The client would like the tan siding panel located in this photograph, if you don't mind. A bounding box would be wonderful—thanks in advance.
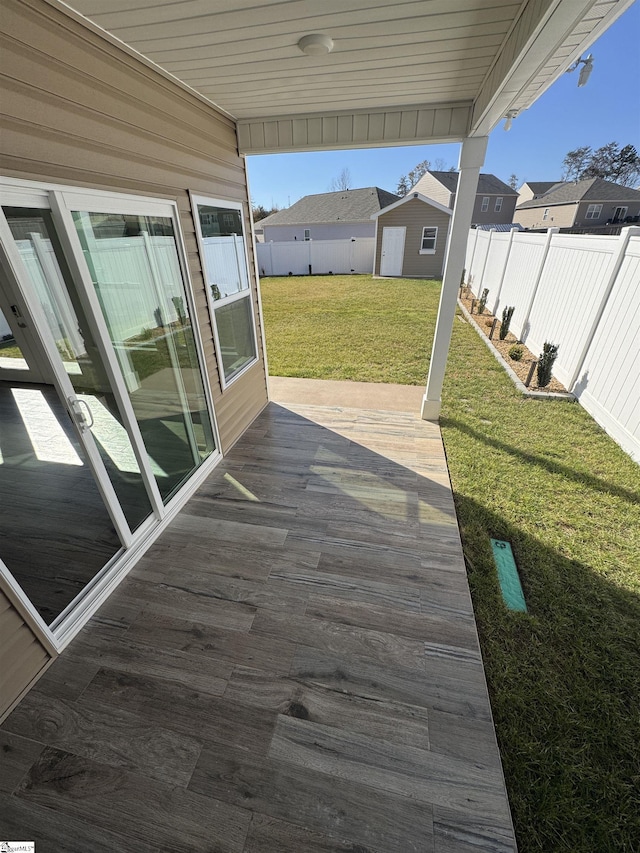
[216,363,269,453]
[1,0,268,454]
[0,590,52,720]
[516,204,578,230]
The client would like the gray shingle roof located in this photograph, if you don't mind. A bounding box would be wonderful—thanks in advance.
[524,181,563,196]
[517,178,640,208]
[416,171,517,195]
[259,187,400,227]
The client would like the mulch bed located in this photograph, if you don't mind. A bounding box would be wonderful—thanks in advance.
[458,290,568,394]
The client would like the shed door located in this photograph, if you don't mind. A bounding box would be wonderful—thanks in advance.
[380,227,405,276]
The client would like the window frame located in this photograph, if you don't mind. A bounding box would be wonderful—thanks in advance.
[542,208,550,221]
[190,194,259,390]
[419,226,438,254]
[494,197,503,212]
[304,228,311,241]
[480,196,490,212]
[585,203,603,220]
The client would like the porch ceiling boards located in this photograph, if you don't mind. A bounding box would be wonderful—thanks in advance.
[0,400,517,852]
[53,0,633,152]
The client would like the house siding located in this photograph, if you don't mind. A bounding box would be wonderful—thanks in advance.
[0,0,268,455]
[516,203,579,230]
[263,223,375,242]
[574,200,640,227]
[411,174,453,208]
[470,194,518,225]
[374,199,450,278]
[0,584,54,722]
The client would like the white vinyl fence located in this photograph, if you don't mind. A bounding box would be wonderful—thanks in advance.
[256,238,375,277]
[464,226,640,462]
[15,235,185,349]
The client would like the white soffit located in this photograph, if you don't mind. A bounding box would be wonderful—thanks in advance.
[59,0,635,153]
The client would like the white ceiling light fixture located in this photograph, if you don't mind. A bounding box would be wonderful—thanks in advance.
[503,110,518,131]
[566,54,594,87]
[297,34,334,56]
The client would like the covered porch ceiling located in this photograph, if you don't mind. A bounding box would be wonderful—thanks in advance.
[57,0,632,154]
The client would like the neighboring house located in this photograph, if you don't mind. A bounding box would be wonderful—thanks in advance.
[259,187,400,242]
[516,180,565,206]
[516,178,640,230]
[371,192,452,278]
[411,171,518,226]
[371,171,517,277]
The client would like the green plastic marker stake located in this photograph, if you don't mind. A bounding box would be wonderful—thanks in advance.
[490,539,527,612]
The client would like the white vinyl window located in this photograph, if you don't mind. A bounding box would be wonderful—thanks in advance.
[542,208,550,220]
[191,195,258,387]
[481,197,490,212]
[613,206,627,221]
[419,226,438,253]
[585,204,603,219]
[304,228,310,241]
[495,197,503,212]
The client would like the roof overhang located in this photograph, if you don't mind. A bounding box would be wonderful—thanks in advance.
[56,0,635,155]
[371,193,453,219]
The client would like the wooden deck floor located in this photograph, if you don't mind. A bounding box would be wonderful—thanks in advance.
[0,400,517,852]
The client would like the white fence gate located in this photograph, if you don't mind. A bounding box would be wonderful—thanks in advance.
[256,238,375,277]
[464,226,640,462]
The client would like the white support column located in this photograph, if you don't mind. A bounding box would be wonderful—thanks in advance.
[422,136,488,421]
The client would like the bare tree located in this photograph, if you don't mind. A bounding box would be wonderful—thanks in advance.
[509,173,519,190]
[328,168,352,191]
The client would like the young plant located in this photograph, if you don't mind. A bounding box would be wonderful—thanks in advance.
[500,305,515,340]
[537,341,559,387]
[508,344,524,361]
[478,288,489,314]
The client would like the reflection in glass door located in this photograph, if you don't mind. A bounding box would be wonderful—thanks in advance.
[71,209,216,501]
[3,207,153,532]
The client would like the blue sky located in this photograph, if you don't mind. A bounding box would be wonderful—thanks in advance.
[247,3,640,209]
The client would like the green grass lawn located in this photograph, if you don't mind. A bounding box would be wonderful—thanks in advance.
[261,274,439,384]
[261,274,640,853]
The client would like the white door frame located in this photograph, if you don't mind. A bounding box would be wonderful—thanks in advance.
[380,226,406,276]
[0,176,223,649]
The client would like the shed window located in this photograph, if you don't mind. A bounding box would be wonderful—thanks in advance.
[481,197,490,212]
[192,196,258,387]
[420,226,438,253]
[542,208,550,220]
[495,197,503,212]
[585,204,603,219]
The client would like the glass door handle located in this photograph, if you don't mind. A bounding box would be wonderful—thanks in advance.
[68,396,94,432]
[78,398,95,429]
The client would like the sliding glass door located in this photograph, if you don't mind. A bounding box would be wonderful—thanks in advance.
[0,183,218,629]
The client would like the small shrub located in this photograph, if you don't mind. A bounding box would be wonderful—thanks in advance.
[478,288,489,314]
[500,305,515,340]
[485,319,493,328]
[537,341,559,387]
[508,344,524,361]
